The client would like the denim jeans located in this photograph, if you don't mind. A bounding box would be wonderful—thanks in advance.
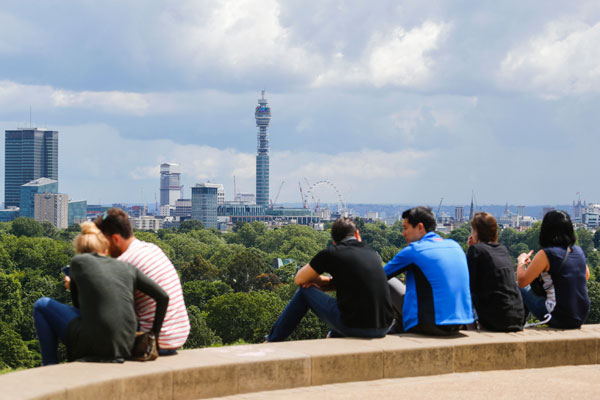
[519,285,549,321]
[33,297,81,365]
[266,287,390,342]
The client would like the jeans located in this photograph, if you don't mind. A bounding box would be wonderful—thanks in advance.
[519,285,550,321]
[33,297,80,365]
[266,287,390,342]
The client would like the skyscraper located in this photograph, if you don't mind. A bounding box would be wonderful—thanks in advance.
[34,192,69,229]
[191,183,219,229]
[19,177,58,219]
[5,128,58,208]
[255,90,271,206]
[160,163,181,207]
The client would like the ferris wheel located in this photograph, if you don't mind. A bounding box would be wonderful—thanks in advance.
[305,180,348,217]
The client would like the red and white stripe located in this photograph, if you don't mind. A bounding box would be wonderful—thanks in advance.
[119,239,190,349]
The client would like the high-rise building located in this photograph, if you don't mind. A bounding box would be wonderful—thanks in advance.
[216,184,225,206]
[68,200,88,226]
[160,163,181,207]
[34,192,69,229]
[5,128,58,207]
[20,178,59,219]
[454,207,464,222]
[255,91,271,206]
[191,183,219,229]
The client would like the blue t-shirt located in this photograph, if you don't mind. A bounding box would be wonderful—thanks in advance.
[384,232,474,330]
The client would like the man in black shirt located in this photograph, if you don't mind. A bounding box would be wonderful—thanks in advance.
[266,217,394,342]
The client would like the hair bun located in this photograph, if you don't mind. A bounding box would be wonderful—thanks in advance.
[80,221,101,235]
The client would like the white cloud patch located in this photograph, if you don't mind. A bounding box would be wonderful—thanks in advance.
[161,0,316,80]
[498,19,600,97]
[0,81,151,116]
[312,21,451,89]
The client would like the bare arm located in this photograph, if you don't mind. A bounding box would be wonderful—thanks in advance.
[586,265,590,281]
[517,250,549,288]
[294,264,332,289]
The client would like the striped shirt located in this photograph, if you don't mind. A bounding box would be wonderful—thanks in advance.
[118,239,190,349]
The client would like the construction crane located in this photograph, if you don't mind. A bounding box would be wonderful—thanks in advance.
[298,182,307,208]
[270,181,284,208]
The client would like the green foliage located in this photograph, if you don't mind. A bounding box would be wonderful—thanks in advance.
[380,246,399,263]
[184,306,222,348]
[0,322,35,369]
[254,273,282,291]
[205,291,286,344]
[0,273,24,329]
[178,220,205,233]
[587,281,600,324]
[576,228,595,258]
[221,248,271,292]
[181,254,219,283]
[11,218,43,238]
[594,230,600,249]
[448,223,470,251]
[183,280,233,311]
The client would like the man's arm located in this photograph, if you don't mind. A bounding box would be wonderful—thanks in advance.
[294,264,332,289]
[383,247,413,278]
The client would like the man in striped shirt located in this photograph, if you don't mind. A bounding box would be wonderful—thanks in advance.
[95,208,190,353]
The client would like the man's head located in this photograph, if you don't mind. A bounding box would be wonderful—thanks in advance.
[331,217,359,244]
[401,206,436,243]
[94,208,134,258]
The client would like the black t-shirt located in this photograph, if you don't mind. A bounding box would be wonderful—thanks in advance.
[467,243,524,332]
[310,239,394,329]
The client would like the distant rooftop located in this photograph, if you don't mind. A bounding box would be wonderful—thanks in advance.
[21,177,58,187]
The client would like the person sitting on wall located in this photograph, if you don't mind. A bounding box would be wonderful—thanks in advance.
[467,212,524,332]
[265,217,395,342]
[385,206,474,335]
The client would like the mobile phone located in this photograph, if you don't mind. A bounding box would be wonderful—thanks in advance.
[61,266,70,276]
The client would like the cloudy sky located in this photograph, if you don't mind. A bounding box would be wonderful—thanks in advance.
[1,0,599,206]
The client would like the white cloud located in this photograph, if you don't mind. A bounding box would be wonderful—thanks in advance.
[312,21,451,89]
[160,0,316,79]
[498,19,600,97]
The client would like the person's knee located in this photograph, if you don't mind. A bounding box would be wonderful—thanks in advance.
[33,297,52,313]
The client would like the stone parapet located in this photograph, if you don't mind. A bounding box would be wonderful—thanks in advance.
[2,325,600,400]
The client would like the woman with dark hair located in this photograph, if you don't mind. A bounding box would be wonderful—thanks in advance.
[517,210,590,329]
[467,212,524,331]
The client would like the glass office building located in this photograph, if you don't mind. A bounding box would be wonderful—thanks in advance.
[5,129,58,207]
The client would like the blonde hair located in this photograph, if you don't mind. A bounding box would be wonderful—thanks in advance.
[74,221,109,254]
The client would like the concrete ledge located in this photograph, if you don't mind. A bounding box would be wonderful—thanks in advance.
[2,325,600,400]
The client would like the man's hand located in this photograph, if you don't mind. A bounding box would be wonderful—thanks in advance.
[64,275,71,291]
[517,250,534,267]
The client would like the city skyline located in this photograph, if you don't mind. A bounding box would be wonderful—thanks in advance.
[0,2,599,205]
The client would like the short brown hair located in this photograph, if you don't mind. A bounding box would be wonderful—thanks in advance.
[94,208,133,239]
[331,217,357,243]
[74,222,109,254]
[471,212,498,243]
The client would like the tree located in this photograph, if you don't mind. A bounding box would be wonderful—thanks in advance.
[181,254,219,283]
[178,220,204,233]
[205,291,286,344]
[576,228,595,258]
[594,230,600,249]
[0,273,24,329]
[221,248,271,292]
[40,222,58,239]
[254,273,282,291]
[11,218,43,238]
[448,223,470,249]
[184,306,222,349]
[380,246,399,263]
[586,281,600,324]
[0,322,36,369]
[183,280,233,311]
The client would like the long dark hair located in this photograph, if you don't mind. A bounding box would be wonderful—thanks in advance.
[539,210,576,249]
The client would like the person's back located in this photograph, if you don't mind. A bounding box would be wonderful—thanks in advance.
[544,245,589,328]
[310,238,393,330]
[119,239,190,350]
[67,253,139,360]
[384,207,473,335]
[467,242,524,331]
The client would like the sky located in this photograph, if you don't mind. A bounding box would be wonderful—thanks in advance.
[1,0,600,206]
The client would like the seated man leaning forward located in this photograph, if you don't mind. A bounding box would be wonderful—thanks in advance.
[95,208,190,354]
[266,217,395,342]
[385,206,473,335]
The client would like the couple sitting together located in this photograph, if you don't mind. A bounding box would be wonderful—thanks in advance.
[266,207,590,342]
[33,209,190,366]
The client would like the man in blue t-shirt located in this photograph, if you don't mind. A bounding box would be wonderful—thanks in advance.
[385,206,473,335]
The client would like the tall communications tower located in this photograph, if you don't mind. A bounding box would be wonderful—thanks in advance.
[255,90,271,206]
